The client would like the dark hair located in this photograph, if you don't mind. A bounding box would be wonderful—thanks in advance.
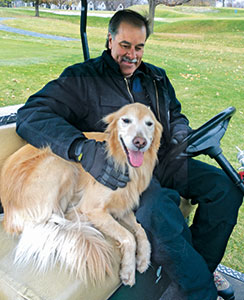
[105,9,150,49]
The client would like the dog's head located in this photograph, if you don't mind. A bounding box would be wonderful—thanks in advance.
[103,103,163,168]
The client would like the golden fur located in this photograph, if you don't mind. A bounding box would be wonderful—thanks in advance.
[0,103,163,286]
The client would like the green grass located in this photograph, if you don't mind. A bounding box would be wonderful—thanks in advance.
[154,19,244,33]
[0,6,244,273]
[0,30,82,105]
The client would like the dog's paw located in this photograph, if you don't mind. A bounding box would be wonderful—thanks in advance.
[136,255,150,273]
[136,239,151,273]
[120,266,136,287]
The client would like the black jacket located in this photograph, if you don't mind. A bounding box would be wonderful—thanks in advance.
[16,50,190,165]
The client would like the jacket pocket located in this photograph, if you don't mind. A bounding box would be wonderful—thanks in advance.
[99,95,129,117]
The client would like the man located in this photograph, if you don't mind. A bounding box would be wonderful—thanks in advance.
[16,9,242,300]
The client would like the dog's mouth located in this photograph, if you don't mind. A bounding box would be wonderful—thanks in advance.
[120,137,144,168]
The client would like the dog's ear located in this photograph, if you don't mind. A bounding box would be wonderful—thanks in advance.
[103,113,113,125]
[152,118,163,150]
[103,110,119,127]
[102,111,119,138]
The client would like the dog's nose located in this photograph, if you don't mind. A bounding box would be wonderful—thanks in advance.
[133,137,147,149]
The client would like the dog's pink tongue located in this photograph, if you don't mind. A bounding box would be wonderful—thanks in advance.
[128,150,144,167]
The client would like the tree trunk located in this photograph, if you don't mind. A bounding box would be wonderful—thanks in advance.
[35,0,40,17]
[149,0,157,34]
[148,0,191,34]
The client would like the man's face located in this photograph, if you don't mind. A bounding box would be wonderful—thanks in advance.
[108,22,147,77]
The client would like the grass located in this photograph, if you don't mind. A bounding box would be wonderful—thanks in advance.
[0,6,244,273]
[0,31,82,104]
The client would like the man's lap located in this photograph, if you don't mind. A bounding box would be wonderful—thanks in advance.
[135,176,218,299]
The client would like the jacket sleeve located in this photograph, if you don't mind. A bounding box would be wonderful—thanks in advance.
[16,65,88,160]
[164,74,192,140]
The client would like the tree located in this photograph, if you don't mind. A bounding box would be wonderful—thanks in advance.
[148,0,191,33]
[0,0,12,7]
[52,0,67,9]
[23,0,41,17]
[23,0,51,17]
[34,0,40,17]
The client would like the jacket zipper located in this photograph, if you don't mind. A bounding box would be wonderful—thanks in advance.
[153,80,161,122]
[125,77,161,123]
[124,78,134,103]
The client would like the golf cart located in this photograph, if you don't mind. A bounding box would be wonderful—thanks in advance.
[0,2,243,299]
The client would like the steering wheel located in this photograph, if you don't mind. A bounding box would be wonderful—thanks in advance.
[170,106,236,159]
[170,106,244,194]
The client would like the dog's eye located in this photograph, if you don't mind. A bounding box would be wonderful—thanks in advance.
[146,121,153,127]
[122,118,132,124]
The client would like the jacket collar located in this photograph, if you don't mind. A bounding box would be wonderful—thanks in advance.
[102,50,121,76]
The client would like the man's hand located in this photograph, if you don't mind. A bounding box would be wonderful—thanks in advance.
[170,130,188,145]
[74,139,130,190]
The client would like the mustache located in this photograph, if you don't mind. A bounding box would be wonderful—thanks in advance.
[122,56,137,63]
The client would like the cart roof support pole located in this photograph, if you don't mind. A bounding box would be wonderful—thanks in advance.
[80,0,90,61]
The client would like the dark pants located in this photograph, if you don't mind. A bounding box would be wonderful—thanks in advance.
[135,158,243,300]
[109,158,243,300]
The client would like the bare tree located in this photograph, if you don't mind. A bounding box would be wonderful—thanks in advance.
[52,0,68,9]
[23,0,41,17]
[148,0,191,33]
[26,0,49,17]
[34,0,40,17]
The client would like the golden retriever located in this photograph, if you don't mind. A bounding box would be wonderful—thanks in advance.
[0,103,163,286]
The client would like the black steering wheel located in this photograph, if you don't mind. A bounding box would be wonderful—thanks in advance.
[184,106,236,157]
[170,106,236,159]
[170,106,244,194]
